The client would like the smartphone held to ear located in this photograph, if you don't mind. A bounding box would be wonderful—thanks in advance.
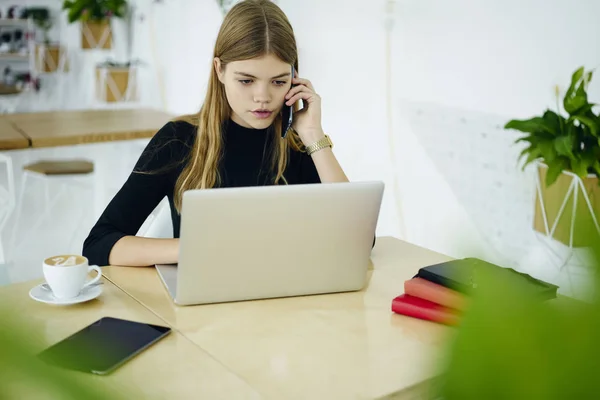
[281,66,295,138]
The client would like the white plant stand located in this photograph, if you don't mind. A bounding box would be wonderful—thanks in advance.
[534,164,600,270]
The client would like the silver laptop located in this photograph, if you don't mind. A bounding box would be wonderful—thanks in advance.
[155,180,384,306]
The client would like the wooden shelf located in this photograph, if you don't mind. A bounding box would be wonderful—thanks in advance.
[0,83,23,95]
[0,53,30,60]
[0,19,29,27]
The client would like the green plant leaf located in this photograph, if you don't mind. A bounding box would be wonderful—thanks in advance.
[563,67,583,105]
[566,122,582,146]
[581,147,598,174]
[565,92,588,115]
[570,103,596,118]
[538,139,558,163]
[571,158,588,178]
[576,78,589,104]
[570,115,600,136]
[62,0,128,22]
[515,136,535,145]
[565,66,585,97]
[521,148,541,171]
[572,66,585,86]
[564,67,589,114]
[554,135,575,158]
[65,0,86,24]
[545,157,569,187]
[542,109,565,135]
[504,117,555,135]
[593,161,600,178]
[518,145,532,162]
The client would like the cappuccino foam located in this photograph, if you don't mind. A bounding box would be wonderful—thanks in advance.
[44,255,87,267]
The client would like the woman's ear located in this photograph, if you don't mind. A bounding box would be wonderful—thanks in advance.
[214,57,225,83]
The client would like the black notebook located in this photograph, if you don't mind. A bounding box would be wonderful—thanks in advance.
[415,258,559,300]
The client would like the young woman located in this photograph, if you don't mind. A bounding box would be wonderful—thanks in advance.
[82,0,349,267]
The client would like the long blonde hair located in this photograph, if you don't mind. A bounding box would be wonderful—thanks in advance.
[172,0,304,212]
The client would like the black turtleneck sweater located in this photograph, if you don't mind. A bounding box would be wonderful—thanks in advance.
[82,119,321,266]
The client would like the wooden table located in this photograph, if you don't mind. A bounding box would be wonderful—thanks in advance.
[0,108,173,149]
[103,236,455,400]
[0,277,261,400]
[0,117,29,150]
[1,237,456,399]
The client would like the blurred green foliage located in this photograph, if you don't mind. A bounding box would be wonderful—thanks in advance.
[0,306,127,400]
[439,224,600,399]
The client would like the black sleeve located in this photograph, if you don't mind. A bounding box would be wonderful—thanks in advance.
[82,122,191,266]
[299,152,321,184]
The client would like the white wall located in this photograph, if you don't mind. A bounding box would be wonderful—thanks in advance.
[148,0,223,114]
[278,0,401,238]
[388,0,600,294]
[279,0,600,297]
[393,0,600,117]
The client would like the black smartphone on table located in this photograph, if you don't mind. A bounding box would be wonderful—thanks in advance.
[281,65,295,138]
[37,316,171,375]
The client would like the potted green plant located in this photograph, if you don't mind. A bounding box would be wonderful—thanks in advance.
[504,66,600,247]
[61,0,128,49]
[24,7,52,45]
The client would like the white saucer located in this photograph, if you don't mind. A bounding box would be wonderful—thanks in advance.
[29,283,103,305]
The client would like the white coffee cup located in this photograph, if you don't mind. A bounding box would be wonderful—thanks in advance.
[43,255,102,299]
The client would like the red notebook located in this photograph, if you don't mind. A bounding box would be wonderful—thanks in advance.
[391,294,461,326]
[404,277,467,311]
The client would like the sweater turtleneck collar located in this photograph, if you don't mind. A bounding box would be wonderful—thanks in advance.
[226,118,272,137]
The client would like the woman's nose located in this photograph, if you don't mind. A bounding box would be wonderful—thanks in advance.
[253,85,271,103]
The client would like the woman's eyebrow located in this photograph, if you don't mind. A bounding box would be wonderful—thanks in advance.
[234,71,291,79]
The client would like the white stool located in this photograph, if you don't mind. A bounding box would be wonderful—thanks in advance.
[10,160,95,258]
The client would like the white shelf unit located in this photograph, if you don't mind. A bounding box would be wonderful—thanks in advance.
[0,16,36,97]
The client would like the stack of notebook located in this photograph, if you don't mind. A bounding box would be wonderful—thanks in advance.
[391,258,559,326]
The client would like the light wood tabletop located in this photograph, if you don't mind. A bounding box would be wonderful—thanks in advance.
[1,108,174,149]
[0,277,262,400]
[103,236,456,400]
[0,117,29,150]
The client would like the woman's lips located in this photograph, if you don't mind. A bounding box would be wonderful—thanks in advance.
[252,110,273,119]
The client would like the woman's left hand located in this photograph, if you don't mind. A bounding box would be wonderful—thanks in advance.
[285,72,325,145]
